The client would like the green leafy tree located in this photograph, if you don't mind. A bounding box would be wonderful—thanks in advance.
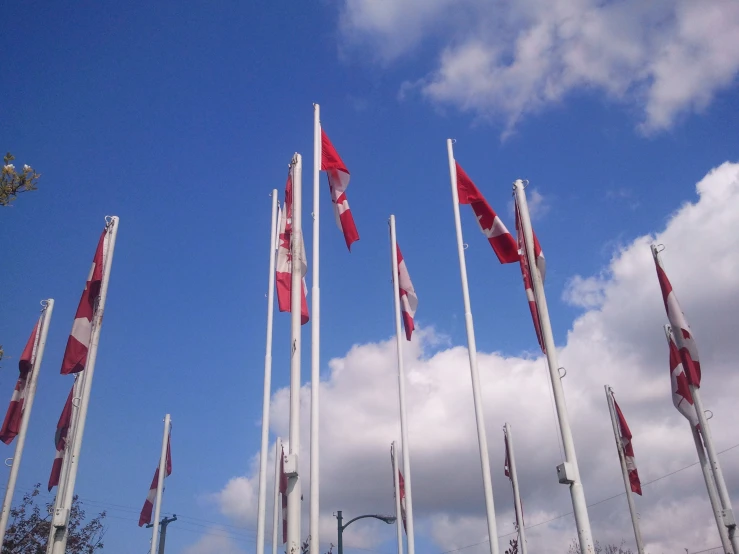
[2,484,106,553]
[1,153,41,207]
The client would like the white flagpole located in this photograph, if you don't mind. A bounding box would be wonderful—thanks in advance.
[273,437,283,554]
[604,387,644,554]
[310,102,321,554]
[150,414,172,553]
[691,425,732,553]
[389,215,416,554]
[50,215,119,554]
[391,441,404,554]
[287,154,303,553]
[445,139,500,554]
[503,424,528,554]
[257,190,280,554]
[0,299,54,541]
[513,180,594,554]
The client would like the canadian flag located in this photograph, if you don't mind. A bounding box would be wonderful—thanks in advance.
[653,253,701,387]
[321,129,359,251]
[613,397,642,495]
[455,162,518,264]
[389,446,407,533]
[61,228,107,375]
[667,327,700,428]
[0,320,40,444]
[138,434,173,527]
[276,173,309,325]
[48,386,74,491]
[279,446,288,544]
[396,245,418,341]
[515,203,547,353]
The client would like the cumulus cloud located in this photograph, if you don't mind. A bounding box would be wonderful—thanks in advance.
[338,0,739,134]
[188,161,739,554]
[181,531,248,554]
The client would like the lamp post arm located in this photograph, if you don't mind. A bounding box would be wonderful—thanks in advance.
[341,514,395,531]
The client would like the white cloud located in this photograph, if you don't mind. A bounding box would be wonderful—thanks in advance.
[338,0,739,133]
[181,531,248,554]
[204,161,739,553]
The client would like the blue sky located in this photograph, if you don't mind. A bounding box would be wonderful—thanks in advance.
[2,1,739,553]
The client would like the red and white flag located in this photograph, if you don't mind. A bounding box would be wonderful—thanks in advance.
[276,173,309,325]
[0,320,40,444]
[48,386,74,491]
[654,255,701,387]
[455,162,518,264]
[613,397,642,495]
[515,203,547,352]
[138,434,173,527]
[279,446,288,544]
[321,130,359,251]
[667,328,700,427]
[396,245,418,341]
[61,228,107,375]
[389,446,407,533]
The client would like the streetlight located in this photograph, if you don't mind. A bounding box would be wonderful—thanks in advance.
[336,510,396,554]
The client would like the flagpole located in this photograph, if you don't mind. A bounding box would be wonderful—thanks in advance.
[273,437,282,554]
[257,190,280,554]
[0,299,54,541]
[49,216,119,554]
[604,387,644,554]
[150,414,171,553]
[310,102,321,554]
[391,441,404,554]
[513,180,594,554]
[446,139,500,554]
[503,424,527,554]
[287,154,303,553]
[389,215,416,554]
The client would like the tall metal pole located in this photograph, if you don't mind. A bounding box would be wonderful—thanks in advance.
[691,425,732,553]
[158,515,177,554]
[391,441,404,554]
[50,216,119,554]
[257,190,280,554]
[503,424,528,554]
[0,299,54,541]
[445,139,499,554]
[287,154,303,553]
[389,215,416,554]
[272,438,282,554]
[310,102,321,554]
[604,387,644,554]
[336,510,343,554]
[513,180,594,554]
[150,414,172,553]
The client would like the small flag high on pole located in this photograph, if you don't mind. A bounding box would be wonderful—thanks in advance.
[612,396,642,495]
[139,431,172,527]
[48,386,74,491]
[395,245,418,341]
[276,174,309,325]
[514,203,547,353]
[321,130,359,250]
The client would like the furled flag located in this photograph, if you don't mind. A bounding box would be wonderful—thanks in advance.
[48,386,74,491]
[321,129,359,250]
[613,396,642,495]
[667,326,700,427]
[653,249,701,387]
[515,203,547,352]
[279,446,288,544]
[455,162,518,264]
[396,244,418,341]
[503,433,524,527]
[61,228,107,375]
[276,174,310,325]
[0,320,40,444]
[389,446,407,533]
[138,434,173,527]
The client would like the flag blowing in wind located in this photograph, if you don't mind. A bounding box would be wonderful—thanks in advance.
[515,203,547,352]
[653,250,701,387]
[395,245,418,341]
[139,434,173,527]
[276,172,309,324]
[667,327,700,427]
[613,397,642,495]
[61,228,107,375]
[455,162,518,264]
[0,320,40,444]
[48,386,74,491]
[321,129,359,250]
